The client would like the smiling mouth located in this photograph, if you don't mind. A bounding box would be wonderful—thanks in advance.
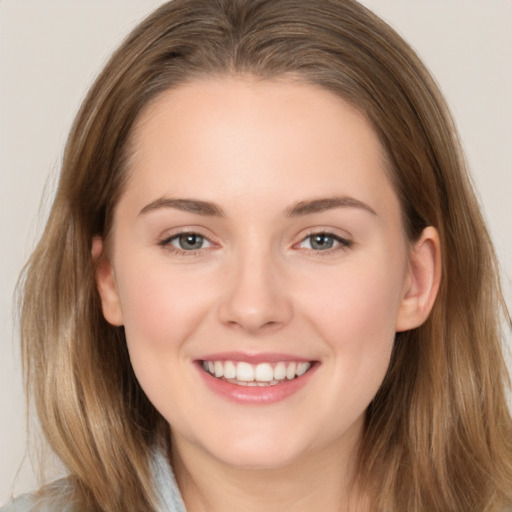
[201,360,313,387]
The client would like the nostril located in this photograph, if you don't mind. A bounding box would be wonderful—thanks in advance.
[217,271,293,332]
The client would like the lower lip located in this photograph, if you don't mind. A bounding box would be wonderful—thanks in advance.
[196,362,318,405]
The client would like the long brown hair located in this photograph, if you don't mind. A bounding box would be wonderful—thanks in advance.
[19,1,512,510]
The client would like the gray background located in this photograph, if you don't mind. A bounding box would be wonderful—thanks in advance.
[1,0,511,503]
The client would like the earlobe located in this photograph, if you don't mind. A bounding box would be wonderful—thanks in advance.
[395,227,442,332]
[92,236,124,326]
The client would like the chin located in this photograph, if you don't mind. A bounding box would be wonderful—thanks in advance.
[201,430,314,470]
[212,449,303,471]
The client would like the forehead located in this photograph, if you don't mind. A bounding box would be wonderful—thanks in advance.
[122,76,398,219]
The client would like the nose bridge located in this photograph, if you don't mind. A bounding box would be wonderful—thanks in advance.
[218,236,293,333]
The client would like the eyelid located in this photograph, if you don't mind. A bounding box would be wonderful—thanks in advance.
[158,227,218,255]
[293,228,353,253]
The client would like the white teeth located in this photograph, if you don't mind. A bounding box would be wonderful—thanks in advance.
[296,362,311,376]
[254,363,273,382]
[286,362,297,380]
[202,359,313,384]
[274,362,286,380]
[236,362,255,381]
[224,361,236,379]
[214,361,224,378]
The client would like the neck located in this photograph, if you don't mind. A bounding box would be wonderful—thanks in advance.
[170,427,368,512]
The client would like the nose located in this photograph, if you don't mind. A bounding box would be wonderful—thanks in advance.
[217,246,293,335]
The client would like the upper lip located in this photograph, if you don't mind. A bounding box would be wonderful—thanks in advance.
[197,352,315,364]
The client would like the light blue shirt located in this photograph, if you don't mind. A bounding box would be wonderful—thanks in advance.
[0,447,187,512]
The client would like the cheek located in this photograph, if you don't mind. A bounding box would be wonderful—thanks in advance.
[114,258,215,358]
[303,257,404,337]
[112,259,219,421]
[298,253,406,391]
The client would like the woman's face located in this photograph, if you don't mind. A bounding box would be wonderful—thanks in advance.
[97,77,427,470]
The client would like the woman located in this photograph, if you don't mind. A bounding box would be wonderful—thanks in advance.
[2,0,512,510]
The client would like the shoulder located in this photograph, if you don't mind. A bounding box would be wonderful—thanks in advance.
[1,479,77,512]
[2,446,185,512]
[0,494,37,512]
[0,495,76,512]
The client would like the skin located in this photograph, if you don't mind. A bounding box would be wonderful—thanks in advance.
[95,76,440,512]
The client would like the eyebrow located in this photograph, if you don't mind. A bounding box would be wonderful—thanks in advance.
[139,198,226,217]
[139,195,377,218]
[285,197,377,217]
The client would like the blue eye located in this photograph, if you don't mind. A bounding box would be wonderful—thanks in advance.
[161,232,212,252]
[299,233,351,251]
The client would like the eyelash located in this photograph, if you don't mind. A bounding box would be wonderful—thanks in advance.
[158,229,214,256]
[295,230,352,255]
[158,230,352,256]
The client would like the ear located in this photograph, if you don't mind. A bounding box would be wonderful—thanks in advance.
[92,236,124,326]
[395,227,441,332]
